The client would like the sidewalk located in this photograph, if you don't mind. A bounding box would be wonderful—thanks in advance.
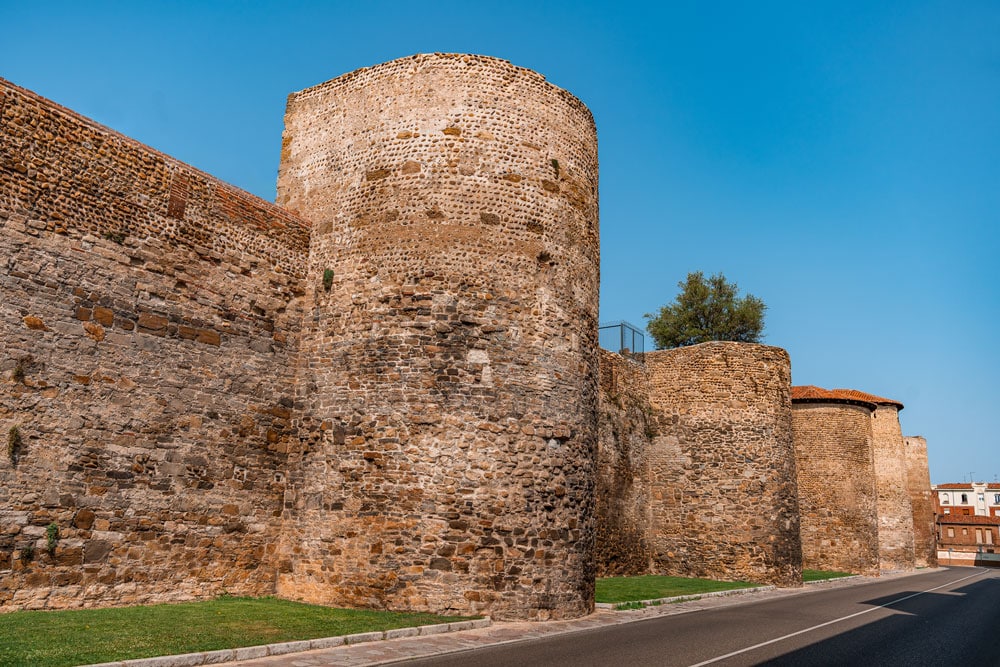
[93,570,937,667]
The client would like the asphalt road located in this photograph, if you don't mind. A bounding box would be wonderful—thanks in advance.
[401,567,1000,666]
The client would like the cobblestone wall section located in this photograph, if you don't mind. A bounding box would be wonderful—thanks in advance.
[792,397,880,575]
[275,54,600,620]
[871,404,915,571]
[0,79,309,610]
[595,349,653,576]
[642,343,801,587]
[904,436,938,568]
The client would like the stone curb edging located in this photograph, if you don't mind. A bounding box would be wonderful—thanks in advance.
[804,575,861,585]
[83,618,492,667]
[594,585,775,610]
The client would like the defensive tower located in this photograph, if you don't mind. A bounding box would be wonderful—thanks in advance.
[643,342,802,586]
[792,386,880,575]
[275,54,601,620]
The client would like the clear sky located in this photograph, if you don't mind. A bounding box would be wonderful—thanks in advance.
[4,1,998,485]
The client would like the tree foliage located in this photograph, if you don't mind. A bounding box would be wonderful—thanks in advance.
[645,272,766,349]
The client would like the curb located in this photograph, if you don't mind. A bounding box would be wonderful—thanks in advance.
[594,585,775,610]
[84,618,492,667]
[804,575,861,585]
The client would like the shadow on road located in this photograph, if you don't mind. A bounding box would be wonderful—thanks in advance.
[757,575,1000,666]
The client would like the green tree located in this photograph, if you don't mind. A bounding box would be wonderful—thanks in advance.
[645,272,766,349]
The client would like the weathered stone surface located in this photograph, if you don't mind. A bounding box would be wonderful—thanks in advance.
[275,53,600,621]
[643,343,802,586]
[871,404,915,571]
[904,436,938,568]
[0,75,308,610]
[793,399,880,575]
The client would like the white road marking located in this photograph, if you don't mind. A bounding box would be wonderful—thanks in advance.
[687,568,990,667]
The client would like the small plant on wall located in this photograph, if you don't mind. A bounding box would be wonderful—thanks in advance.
[20,543,34,563]
[7,425,22,465]
[46,523,60,556]
[322,268,335,292]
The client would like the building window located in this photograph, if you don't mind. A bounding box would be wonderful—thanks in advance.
[979,494,985,502]
[988,530,995,545]
[941,496,950,505]
[947,527,955,538]
[961,494,968,504]
[994,493,999,504]
[963,528,969,536]
[943,508,951,514]
[976,529,984,544]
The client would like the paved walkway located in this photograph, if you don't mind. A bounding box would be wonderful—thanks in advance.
[230,570,935,666]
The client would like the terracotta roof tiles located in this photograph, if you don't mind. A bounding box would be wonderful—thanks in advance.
[791,385,903,410]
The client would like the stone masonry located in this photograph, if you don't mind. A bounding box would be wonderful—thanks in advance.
[0,77,308,609]
[595,343,802,587]
[870,401,915,571]
[274,54,600,620]
[792,387,881,575]
[0,54,936,618]
[904,436,938,568]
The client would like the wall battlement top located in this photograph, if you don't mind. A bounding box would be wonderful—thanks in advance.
[0,76,312,258]
[287,53,596,130]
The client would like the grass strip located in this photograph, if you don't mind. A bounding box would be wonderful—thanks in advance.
[0,596,474,667]
[596,574,761,604]
[802,569,854,582]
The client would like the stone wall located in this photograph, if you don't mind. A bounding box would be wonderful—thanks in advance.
[0,78,309,610]
[792,395,880,575]
[594,349,653,576]
[642,343,801,586]
[274,54,600,620]
[904,436,938,568]
[871,404,915,571]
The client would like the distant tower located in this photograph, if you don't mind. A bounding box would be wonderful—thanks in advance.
[275,54,600,620]
[867,395,915,571]
[904,436,938,568]
[792,387,880,575]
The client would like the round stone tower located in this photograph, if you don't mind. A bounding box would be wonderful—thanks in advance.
[867,395,915,571]
[275,54,600,620]
[644,342,802,587]
[791,386,880,575]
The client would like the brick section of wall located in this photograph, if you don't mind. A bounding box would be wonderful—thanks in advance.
[274,54,600,620]
[595,350,654,576]
[642,343,801,586]
[793,402,880,575]
[904,436,938,567]
[871,405,915,571]
[0,79,309,610]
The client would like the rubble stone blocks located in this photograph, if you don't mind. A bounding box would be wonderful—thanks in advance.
[596,344,804,585]
[870,401,915,571]
[637,343,801,586]
[273,54,600,620]
[594,349,655,576]
[792,388,880,576]
[0,76,309,610]
[904,436,938,568]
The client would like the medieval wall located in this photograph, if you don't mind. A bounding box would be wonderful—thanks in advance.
[792,399,880,575]
[274,54,600,620]
[0,78,309,610]
[642,342,801,587]
[871,404,915,571]
[594,349,653,576]
[904,436,938,568]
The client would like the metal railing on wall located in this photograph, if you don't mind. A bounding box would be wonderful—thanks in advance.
[598,320,645,363]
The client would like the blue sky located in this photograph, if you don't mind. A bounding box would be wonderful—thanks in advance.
[4,1,998,484]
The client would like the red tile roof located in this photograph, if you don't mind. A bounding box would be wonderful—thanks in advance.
[935,483,1000,489]
[937,514,1000,526]
[791,385,903,410]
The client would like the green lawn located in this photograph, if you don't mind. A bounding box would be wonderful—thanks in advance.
[0,597,474,667]
[802,569,854,582]
[595,574,761,604]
